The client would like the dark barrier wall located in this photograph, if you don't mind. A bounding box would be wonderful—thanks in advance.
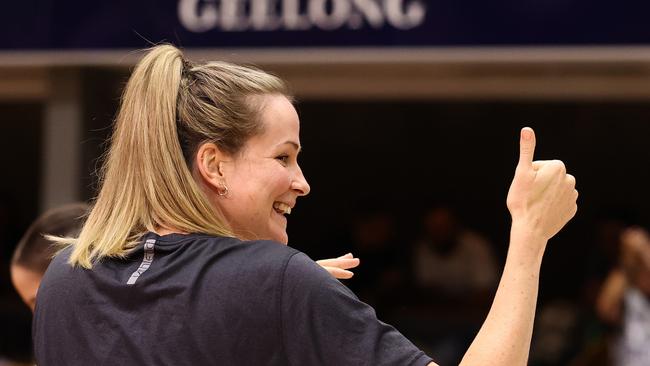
[3,0,650,49]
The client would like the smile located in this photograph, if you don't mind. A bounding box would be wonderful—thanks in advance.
[273,201,292,215]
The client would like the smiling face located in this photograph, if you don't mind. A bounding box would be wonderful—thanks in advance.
[208,94,310,244]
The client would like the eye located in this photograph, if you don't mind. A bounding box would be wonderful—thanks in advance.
[275,154,289,165]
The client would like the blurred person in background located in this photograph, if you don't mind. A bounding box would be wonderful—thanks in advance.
[412,205,497,296]
[11,203,89,311]
[563,212,633,366]
[596,227,650,366]
[409,205,498,364]
[1,203,88,366]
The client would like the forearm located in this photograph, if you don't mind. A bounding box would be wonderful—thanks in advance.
[595,269,626,325]
[460,226,545,366]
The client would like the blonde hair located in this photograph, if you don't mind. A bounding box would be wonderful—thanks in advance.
[57,44,289,268]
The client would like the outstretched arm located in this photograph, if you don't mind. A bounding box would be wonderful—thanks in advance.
[428,128,578,366]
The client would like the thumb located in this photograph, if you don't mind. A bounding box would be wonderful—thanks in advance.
[518,127,536,167]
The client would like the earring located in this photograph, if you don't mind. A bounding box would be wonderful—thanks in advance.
[217,182,229,197]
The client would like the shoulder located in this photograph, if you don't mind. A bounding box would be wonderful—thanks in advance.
[281,251,358,303]
[217,236,303,269]
[35,245,82,312]
[40,245,75,282]
[283,251,335,283]
[240,238,302,259]
[152,233,301,264]
[169,235,307,282]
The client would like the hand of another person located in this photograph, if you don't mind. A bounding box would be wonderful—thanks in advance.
[317,253,360,279]
[621,227,650,252]
[621,227,650,270]
[506,128,578,245]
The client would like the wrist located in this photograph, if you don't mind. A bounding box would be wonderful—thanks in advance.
[510,218,549,241]
[509,221,548,266]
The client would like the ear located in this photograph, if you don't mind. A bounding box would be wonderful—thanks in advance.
[194,142,230,189]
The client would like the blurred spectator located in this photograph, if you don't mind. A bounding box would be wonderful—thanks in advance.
[405,205,498,365]
[11,203,88,310]
[583,215,631,302]
[412,205,497,295]
[530,299,581,366]
[565,214,632,366]
[1,203,88,365]
[596,227,650,366]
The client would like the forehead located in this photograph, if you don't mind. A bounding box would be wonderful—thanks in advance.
[256,94,300,140]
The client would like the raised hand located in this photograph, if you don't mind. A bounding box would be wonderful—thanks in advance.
[506,128,578,243]
[620,227,650,269]
[457,128,579,366]
[317,253,360,279]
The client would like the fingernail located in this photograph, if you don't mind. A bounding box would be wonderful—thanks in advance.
[522,129,532,140]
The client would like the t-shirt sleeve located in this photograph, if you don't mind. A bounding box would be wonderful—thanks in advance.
[280,252,434,366]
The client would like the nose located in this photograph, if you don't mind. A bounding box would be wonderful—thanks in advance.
[292,166,310,196]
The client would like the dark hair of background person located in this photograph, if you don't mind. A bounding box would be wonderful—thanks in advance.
[12,203,88,274]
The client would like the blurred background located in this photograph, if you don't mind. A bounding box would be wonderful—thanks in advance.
[3,1,650,365]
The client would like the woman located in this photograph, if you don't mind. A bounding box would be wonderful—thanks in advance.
[34,45,578,365]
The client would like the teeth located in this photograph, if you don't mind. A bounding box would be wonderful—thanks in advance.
[273,202,292,215]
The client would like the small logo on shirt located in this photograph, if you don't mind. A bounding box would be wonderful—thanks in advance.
[127,239,156,285]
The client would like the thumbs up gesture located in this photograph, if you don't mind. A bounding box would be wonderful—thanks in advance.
[506,128,578,242]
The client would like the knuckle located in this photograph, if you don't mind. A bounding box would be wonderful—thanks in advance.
[552,160,566,174]
[566,174,576,186]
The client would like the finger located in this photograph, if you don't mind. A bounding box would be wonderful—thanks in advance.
[518,127,536,167]
[316,258,360,269]
[324,267,354,279]
[566,174,576,188]
[317,253,354,265]
[337,258,360,270]
[532,160,566,175]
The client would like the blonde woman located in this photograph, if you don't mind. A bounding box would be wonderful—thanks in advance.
[34,45,577,366]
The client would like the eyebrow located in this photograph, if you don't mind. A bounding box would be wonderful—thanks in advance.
[281,141,302,152]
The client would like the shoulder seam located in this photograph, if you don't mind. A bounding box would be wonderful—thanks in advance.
[278,251,301,366]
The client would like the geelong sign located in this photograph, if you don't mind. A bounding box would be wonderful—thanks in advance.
[178,0,426,32]
[2,0,650,49]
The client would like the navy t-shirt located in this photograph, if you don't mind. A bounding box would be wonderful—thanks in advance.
[33,233,433,365]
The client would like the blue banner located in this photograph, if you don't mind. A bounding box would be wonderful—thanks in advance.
[2,0,650,49]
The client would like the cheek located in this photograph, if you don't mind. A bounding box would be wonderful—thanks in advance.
[246,164,292,200]
[230,165,289,210]
[11,268,40,306]
[267,170,292,194]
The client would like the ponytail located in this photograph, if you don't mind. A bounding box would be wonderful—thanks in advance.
[58,45,234,268]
